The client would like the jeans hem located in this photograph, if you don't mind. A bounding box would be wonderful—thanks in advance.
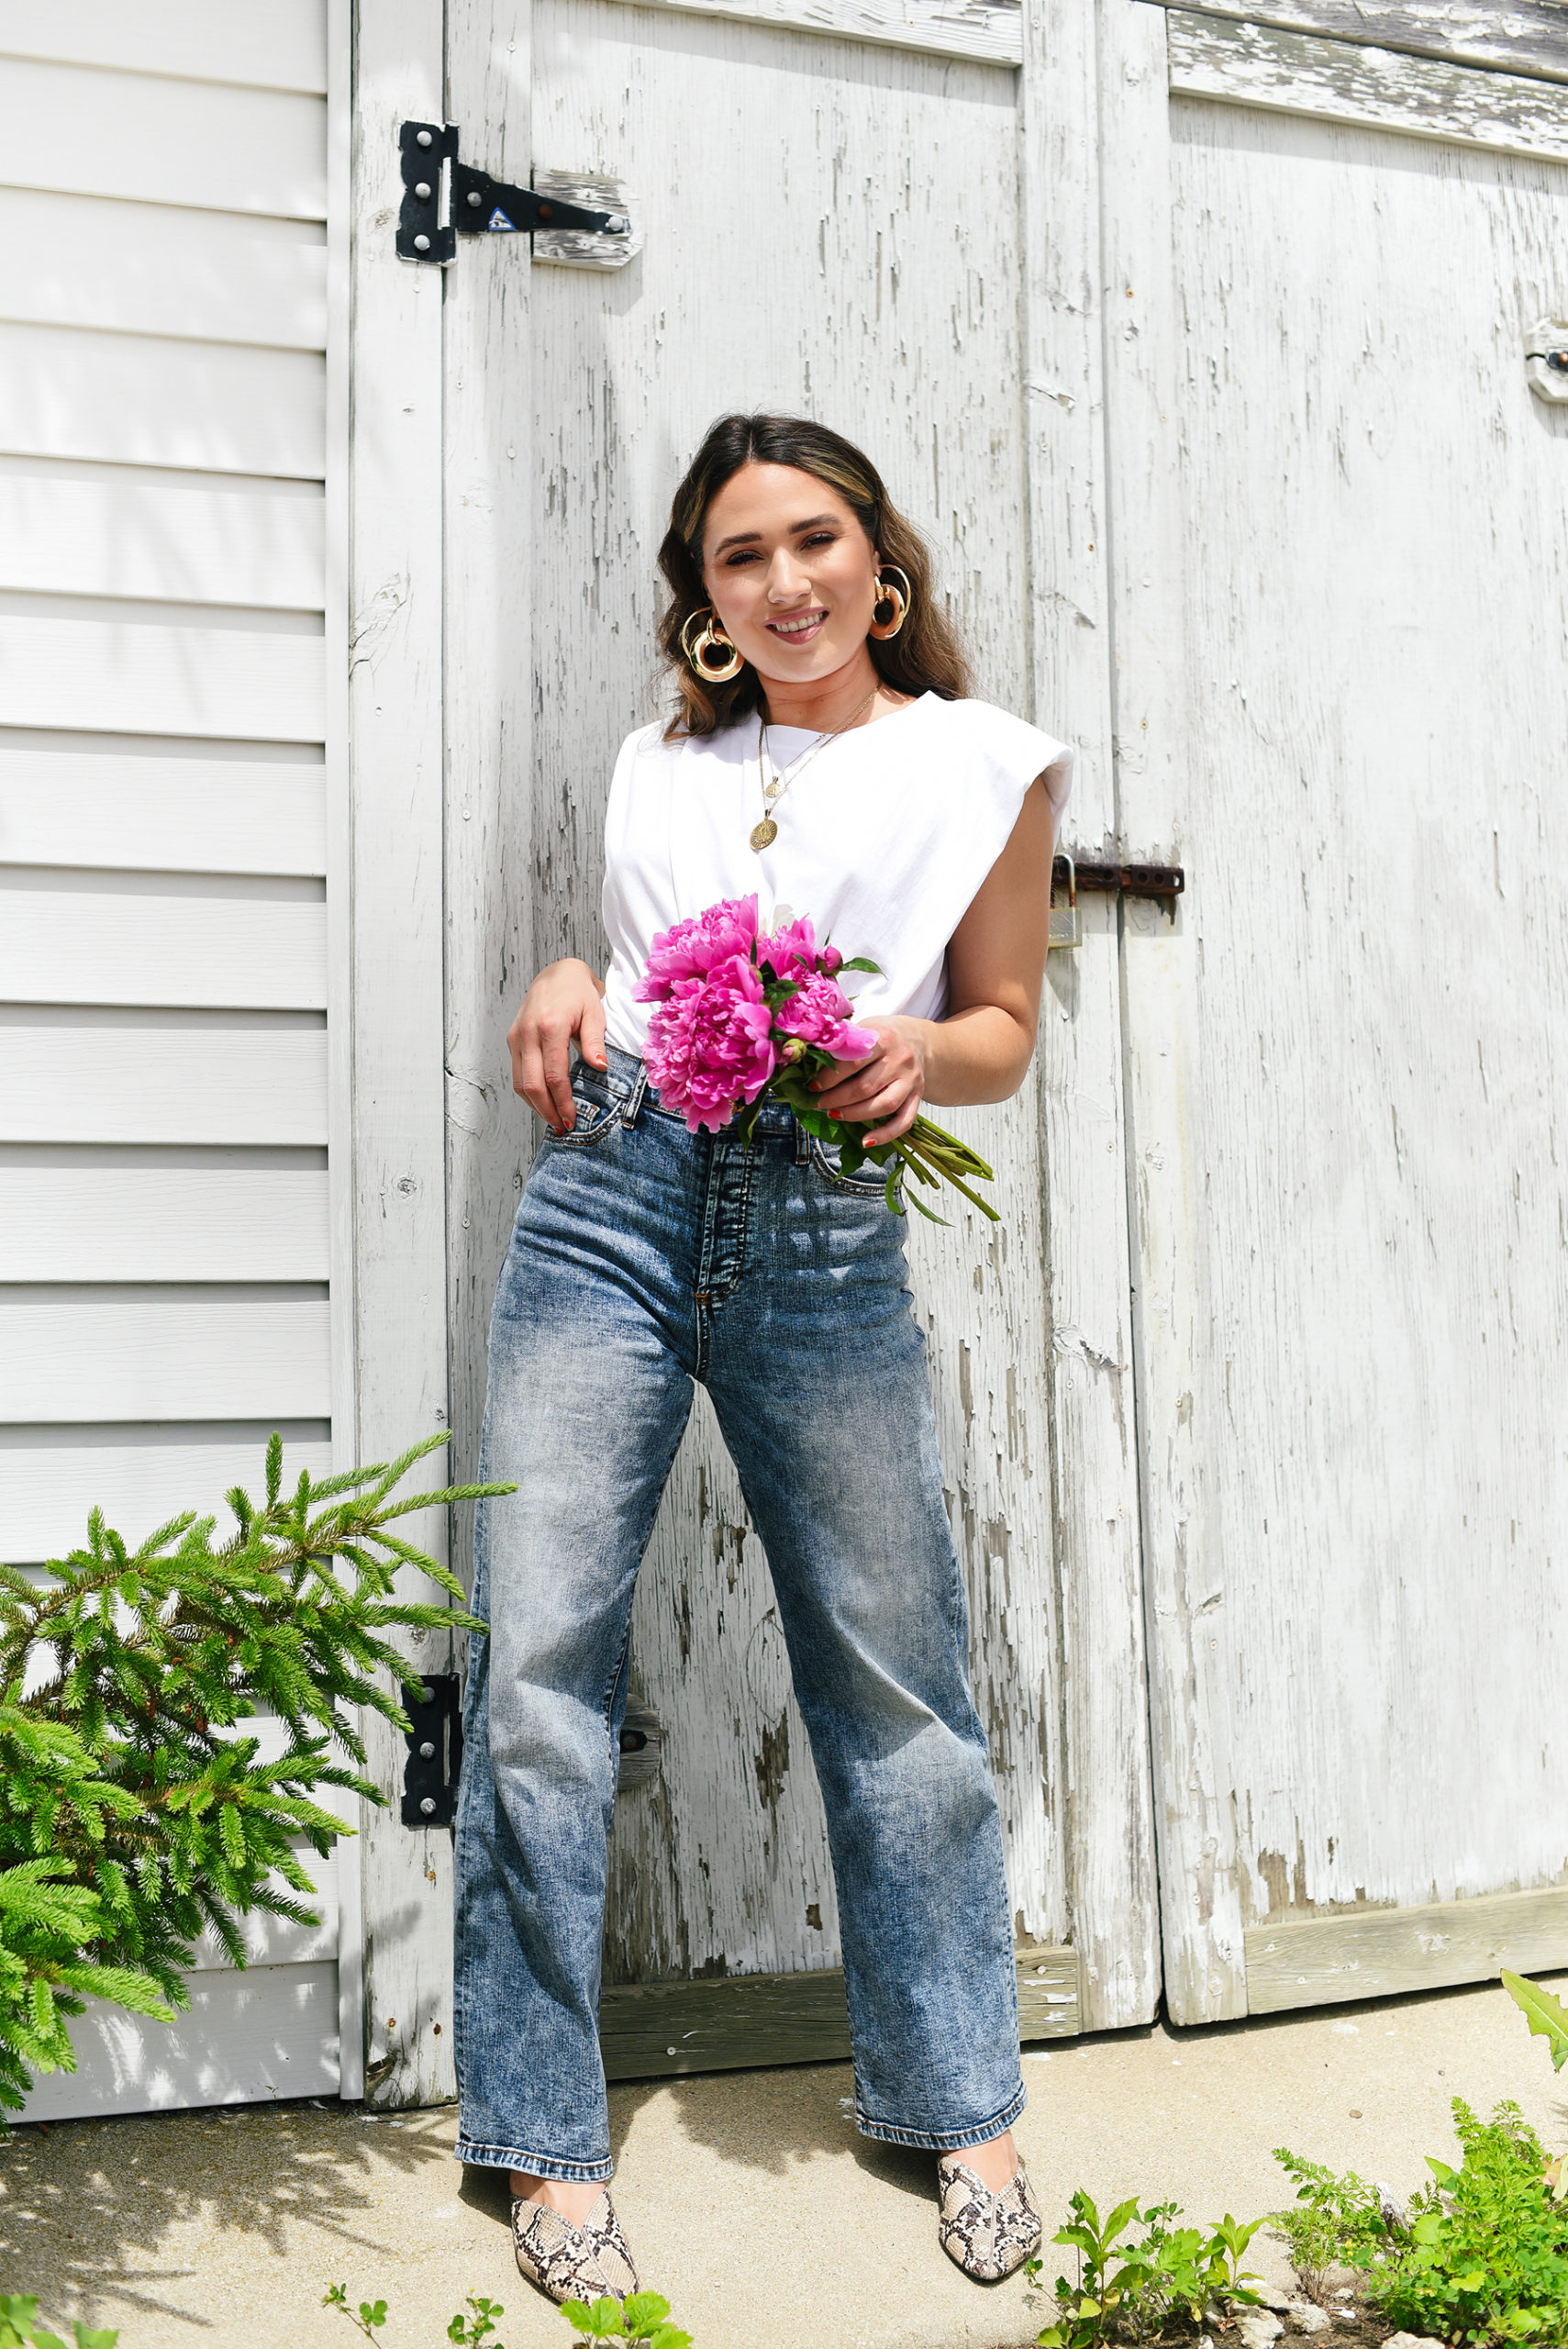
[454,2135,614,2185]
[855,2076,1027,2152]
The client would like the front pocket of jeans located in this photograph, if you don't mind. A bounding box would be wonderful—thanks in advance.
[551,1079,625,1147]
[807,1136,892,1197]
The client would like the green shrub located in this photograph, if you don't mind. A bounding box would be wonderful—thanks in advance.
[1,1432,506,2108]
[1275,2101,1568,2344]
[1374,2099,1568,2344]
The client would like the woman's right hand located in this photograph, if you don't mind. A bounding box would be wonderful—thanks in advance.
[507,959,608,1134]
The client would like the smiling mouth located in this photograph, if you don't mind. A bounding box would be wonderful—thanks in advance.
[767,609,828,640]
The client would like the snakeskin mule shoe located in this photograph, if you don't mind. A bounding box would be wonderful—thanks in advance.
[936,2154,1043,2282]
[510,2189,639,2307]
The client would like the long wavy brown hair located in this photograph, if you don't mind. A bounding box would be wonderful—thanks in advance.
[656,413,971,738]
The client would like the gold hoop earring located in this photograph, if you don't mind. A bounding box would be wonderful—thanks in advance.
[680,607,744,683]
[869,565,912,641]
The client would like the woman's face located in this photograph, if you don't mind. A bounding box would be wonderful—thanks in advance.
[700,462,880,684]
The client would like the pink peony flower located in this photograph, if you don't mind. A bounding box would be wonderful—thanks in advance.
[643,953,778,1132]
[759,913,843,979]
[636,896,760,1003]
[773,970,877,1063]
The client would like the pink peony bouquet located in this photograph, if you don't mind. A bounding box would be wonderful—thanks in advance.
[634,895,998,1223]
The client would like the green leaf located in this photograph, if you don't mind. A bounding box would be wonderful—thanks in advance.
[620,2297,671,2333]
[1502,1969,1568,2074]
[72,2331,120,2349]
[646,2329,692,2349]
[584,2302,624,2341]
[1103,2195,1142,2241]
[558,2304,595,2332]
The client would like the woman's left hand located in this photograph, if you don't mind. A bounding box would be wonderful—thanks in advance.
[811,1018,928,1146]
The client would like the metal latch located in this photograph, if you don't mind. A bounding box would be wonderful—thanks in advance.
[1527,317,1568,406]
[397,122,631,264]
[1049,853,1185,950]
[401,1673,463,1827]
[1049,852,1079,950]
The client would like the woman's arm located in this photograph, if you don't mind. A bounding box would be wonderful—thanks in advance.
[507,960,608,1134]
[811,775,1058,1146]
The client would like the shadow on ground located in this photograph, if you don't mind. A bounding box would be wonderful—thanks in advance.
[0,2101,451,2334]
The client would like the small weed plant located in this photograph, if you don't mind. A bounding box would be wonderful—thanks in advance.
[1027,2188,1264,2344]
[1275,2098,1568,2344]
[1270,2146,1393,2299]
[324,2283,691,2347]
[559,2293,690,2349]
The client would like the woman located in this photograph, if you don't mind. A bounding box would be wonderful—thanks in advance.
[454,413,1073,2304]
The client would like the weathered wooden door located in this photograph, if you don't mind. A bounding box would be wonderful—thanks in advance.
[1105,3,1568,2021]
[425,0,1162,2076]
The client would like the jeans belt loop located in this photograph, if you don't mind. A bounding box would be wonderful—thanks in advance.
[794,1117,808,1167]
[622,1066,649,1129]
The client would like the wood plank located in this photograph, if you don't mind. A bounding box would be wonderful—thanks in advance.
[1149,2,1568,87]
[323,0,360,2106]
[0,324,325,480]
[0,191,328,352]
[1017,0,1162,2032]
[1101,6,1246,2024]
[0,612,325,744]
[1246,1889,1568,2013]
[0,1012,328,1146]
[0,875,328,1010]
[0,57,328,217]
[1135,26,1568,2016]
[350,0,454,2115]
[441,0,536,1813]
[0,462,325,612]
[1167,10,1568,160]
[599,1948,1080,2081]
[0,740,327,874]
[17,1961,339,2123]
[0,1419,333,1564]
[612,0,1022,66]
[0,1286,331,1422]
[0,0,328,94]
[0,1151,330,1283]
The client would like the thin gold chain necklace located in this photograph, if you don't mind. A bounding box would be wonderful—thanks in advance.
[750,685,878,853]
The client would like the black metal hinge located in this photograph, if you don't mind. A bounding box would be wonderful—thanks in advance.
[398,121,629,263]
[401,1673,463,1827]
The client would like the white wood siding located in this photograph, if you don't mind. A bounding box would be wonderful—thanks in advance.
[2,3,345,2121]
[1114,8,1568,2021]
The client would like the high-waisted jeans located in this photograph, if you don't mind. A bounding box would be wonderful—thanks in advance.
[452,1046,1024,2181]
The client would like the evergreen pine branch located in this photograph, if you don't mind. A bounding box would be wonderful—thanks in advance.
[0,1430,512,2110]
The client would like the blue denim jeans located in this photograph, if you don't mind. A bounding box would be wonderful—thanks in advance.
[452,1047,1024,2181]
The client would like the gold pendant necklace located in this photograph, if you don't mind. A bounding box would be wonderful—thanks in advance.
[751,687,877,853]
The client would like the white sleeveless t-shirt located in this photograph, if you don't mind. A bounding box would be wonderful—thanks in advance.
[599,693,1073,1060]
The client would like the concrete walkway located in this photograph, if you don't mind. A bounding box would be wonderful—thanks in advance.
[6,1973,1563,2349]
